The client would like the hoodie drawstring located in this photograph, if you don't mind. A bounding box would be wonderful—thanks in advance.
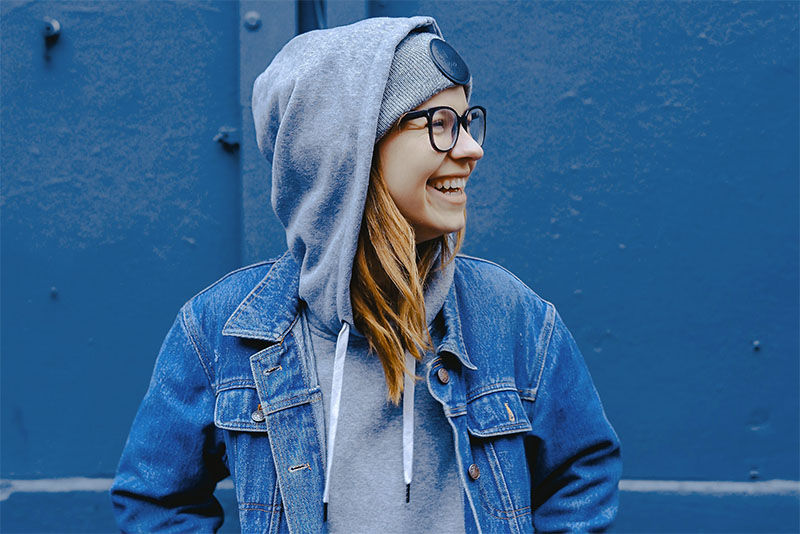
[322,322,416,521]
[323,322,350,520]
[402,351,415,503]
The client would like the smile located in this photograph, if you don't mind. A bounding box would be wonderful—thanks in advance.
[427,176,467,193]
[426,177,467,205]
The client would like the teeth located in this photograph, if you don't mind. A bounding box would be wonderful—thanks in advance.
[430,177,466,191]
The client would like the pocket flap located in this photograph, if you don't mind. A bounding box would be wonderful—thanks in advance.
[466,389,532,437]
[214,386,268,432]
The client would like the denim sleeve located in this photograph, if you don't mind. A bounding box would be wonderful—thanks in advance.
[110,304,228,533]
[527,308,622,532]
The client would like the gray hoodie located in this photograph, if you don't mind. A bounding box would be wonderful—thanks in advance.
[251,16,456,337]
[251,16,465,532]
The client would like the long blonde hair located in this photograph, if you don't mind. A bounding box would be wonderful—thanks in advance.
[351,153,464,404]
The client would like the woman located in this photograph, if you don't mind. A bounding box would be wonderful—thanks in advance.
[111,16,621,533]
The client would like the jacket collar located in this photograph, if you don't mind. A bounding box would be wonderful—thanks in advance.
[222,250,475,369]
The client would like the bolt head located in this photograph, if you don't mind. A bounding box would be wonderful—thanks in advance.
[244,11,261,30]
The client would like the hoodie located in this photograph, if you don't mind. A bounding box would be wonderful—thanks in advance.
[251,16,465,532]
[252,16,457,335]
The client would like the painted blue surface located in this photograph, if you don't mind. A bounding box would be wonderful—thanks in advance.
[1,0,241,477]
[1,1,797,532]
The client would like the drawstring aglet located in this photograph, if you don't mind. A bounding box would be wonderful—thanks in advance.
[323,502,328,522]
[406,482,411,503]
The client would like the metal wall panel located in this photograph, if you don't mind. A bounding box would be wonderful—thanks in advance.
[1,0,241,478]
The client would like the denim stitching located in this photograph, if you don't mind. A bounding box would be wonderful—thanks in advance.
[268,468,283,534]
[474,458,532,522]
[456,254,557,401]
[484,440,519,528]
[534,303,557,397]
[240,504,282,513]
[446,407,467,417]
[455,254,549,303]
[217,380,257,392]
[215,421,268,432]
[222,251,290,336]
[447,278,472,366]
[191,258,277,301]
[277,313,300,345]
[476,497,532,520]
[262,391,320,415]
[180,304,215,388]
[475,474,532,520]
[467,423,531,438]
[466,383,517,401]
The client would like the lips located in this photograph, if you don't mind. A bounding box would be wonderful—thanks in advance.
[426,182,467,204]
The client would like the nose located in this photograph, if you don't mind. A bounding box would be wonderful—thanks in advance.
[450,124,484,161]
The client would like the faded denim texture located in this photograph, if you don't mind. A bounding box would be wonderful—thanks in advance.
[111,251,621,533]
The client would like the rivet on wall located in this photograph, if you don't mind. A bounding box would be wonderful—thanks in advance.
[43,17,61,47]
[243,11,262,31]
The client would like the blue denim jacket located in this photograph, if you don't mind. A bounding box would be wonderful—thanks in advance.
[111,251,621,533]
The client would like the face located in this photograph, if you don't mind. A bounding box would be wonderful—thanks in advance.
[376,86,484,243]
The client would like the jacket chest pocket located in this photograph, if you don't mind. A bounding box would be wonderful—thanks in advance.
[466,389,534,528]
[214,385,283,521]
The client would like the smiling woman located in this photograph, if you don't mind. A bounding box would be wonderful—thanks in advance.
[110,15,621,534]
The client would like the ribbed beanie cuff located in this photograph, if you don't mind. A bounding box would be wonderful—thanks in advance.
[376,31,472,142]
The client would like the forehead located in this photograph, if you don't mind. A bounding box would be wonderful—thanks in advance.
[413,86,469,113]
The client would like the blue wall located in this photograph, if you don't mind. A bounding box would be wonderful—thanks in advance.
[2,1,798,532]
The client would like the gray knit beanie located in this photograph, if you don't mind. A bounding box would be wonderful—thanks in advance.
[376,31,472,141]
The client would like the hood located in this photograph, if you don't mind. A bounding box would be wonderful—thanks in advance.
[251,16,453,336]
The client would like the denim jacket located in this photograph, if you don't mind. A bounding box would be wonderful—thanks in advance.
[111,251,621,533]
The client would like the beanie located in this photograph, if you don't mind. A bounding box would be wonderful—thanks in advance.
[376,31,472,141]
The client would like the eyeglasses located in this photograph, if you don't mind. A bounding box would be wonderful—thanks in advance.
[399,105,486,153]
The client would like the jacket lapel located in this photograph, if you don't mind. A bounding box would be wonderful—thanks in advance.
[223,252,326,532]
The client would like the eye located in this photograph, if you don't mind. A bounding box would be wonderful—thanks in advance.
[430,110,456,133]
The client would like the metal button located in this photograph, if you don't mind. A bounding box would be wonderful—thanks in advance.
[468,463,480,480]
[437,367,450,384]
[251,409,265,423]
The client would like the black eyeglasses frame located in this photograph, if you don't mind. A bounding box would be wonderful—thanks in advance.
[399,105,487,153]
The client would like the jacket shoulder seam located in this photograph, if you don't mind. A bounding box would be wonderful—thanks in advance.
[534,301,557,397]
[455,253,556,397]
[180,303,215,388]
[455,253,551,303]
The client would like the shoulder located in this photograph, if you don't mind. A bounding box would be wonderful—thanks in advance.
[181,256,281,331]
[453,253,551,316]
[452,253,563,394]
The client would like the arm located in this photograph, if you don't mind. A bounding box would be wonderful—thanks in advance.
[527,308,622,532]
[110,303,229,533]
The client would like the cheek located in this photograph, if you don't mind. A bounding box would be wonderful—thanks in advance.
[385,166,433,221]
[379,145,434,208]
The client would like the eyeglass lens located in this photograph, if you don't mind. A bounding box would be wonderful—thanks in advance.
[430,107,486,152]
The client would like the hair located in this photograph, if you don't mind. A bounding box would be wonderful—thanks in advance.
[351,151,465,405]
